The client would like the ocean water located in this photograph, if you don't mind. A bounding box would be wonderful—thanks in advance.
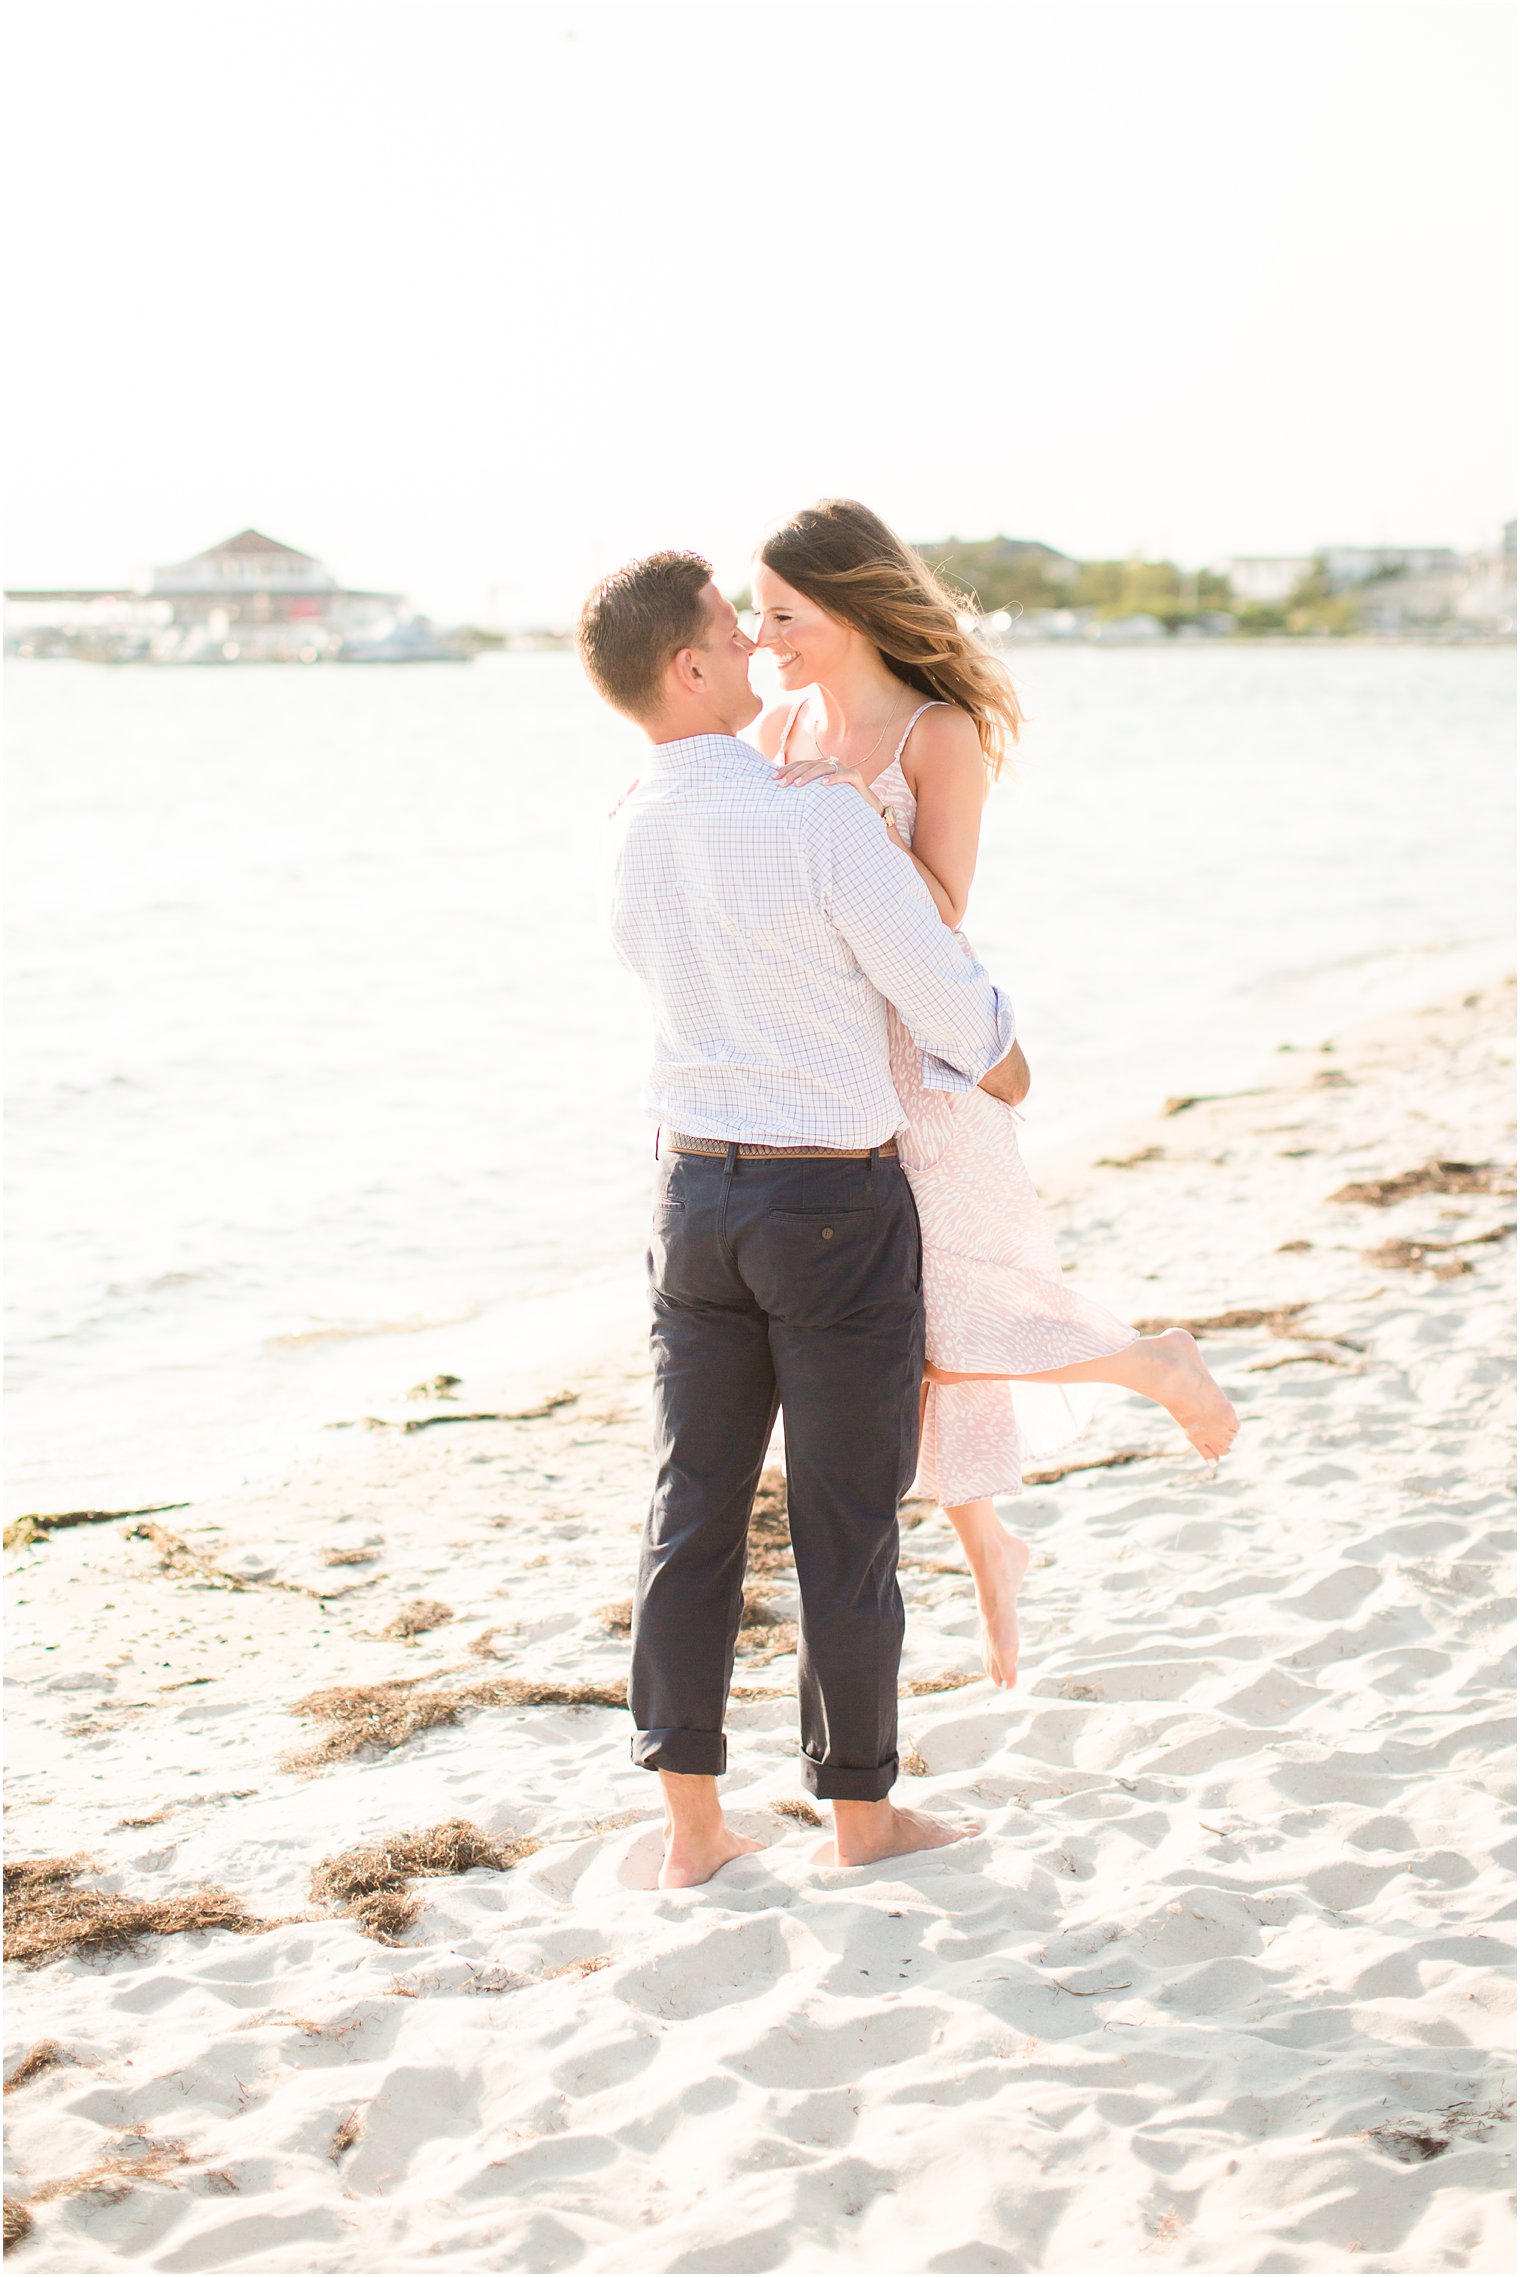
[5,645,1513,1513]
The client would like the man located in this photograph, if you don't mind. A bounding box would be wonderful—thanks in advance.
[578,551,1026,1888]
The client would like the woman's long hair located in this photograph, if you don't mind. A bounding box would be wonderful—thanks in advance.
[759,498,1023,775]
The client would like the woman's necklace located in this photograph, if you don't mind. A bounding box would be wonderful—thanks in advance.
[808,694,906,776]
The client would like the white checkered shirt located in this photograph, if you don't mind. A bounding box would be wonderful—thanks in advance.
[609,733,1015,1146]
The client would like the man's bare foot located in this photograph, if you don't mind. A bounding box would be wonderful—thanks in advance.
[658,1826,764,1889]
[655,1770,764,1888]
[1142,1328,1239,1463]
[974,1529,1030,1689]
[819,1799,981,1868]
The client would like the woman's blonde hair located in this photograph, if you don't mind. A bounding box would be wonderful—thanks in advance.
[759,498,1022,774]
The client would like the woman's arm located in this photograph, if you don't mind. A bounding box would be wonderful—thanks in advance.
[895,705,987,928]
[768,701,987,926]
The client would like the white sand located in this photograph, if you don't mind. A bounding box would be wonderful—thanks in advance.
[5,971,1514,2274]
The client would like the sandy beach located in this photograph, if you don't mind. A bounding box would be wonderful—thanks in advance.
[4,967,1514,2275]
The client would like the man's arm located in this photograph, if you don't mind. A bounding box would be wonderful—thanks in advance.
[978,1037,1031,1105]
[815,793,1015,1090]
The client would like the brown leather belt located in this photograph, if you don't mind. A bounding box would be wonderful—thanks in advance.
[664,1130,898,1161]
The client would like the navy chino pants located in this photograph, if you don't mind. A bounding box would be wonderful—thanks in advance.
[630,1143,924,1802]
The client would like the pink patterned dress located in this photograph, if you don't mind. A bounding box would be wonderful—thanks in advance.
[790,700,1139,1505]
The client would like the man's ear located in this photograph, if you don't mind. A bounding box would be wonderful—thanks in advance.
[671,644,706,696]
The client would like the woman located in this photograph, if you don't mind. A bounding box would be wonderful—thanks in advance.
[751,499,1238,1688]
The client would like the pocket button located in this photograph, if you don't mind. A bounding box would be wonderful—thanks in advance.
[821,1227,834,1240]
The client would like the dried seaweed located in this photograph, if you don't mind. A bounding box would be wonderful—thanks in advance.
[124,1522,328,1599]
[4,2041,77,2094]
[597,1601,633,1635]
[1330,1158,1514,1207]
[1162,1089,1264,1115]
[4,1856,273,1970]
[311,1818,537,1944]
[281,1681,465,1768]
[283,1673,628,1770]
[1131,1304,1310,1339]
[1024,1448,1167,1486]
[1364,1226,1513,1274]
[399,1395,577,1433]
[377,1598,453,1641]
[476,1676,627,1709]
[902,1670,979,1696]
[3,1502,188,1551]
[329,2110,364,2160]
[4,2198,33,2247]
[27,2130,191,2209]
[770,1798,822,1826]
[736,1621,798,1663]
[1364,2097,1514,2164]
[1247,1352,1350,1373]
[746,1470,794,1575]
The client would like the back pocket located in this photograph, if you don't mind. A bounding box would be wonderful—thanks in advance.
[758,1206,899,1330]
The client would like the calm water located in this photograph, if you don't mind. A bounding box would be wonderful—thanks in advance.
[5,646,1513,1512]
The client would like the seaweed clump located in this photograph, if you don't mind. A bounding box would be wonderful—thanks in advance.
[4,1857,271,1971]
[284,1674,627,1772]
[746,1470,794,1575]
[1331,1159,1514,1207]
[4,2041,78,2094]
[310,1818,537,1944]
[377,1599,454,1641]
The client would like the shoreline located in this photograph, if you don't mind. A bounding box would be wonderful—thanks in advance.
[7,935,1513,1528]
[4,971,1514,2272]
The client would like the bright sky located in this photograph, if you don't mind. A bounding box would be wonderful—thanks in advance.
[6,0,1514,624]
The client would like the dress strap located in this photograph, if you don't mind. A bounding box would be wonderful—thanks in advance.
[893,699,950,764]
[776,700,807,761]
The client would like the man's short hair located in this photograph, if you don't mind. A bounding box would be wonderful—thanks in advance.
[576,550,713,720]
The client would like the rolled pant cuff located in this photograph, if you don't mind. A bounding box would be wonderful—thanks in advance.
[632,1728,727,1776]
[801,1751,899,1802]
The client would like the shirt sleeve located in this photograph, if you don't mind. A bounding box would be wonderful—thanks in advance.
[814,793,1015,1091]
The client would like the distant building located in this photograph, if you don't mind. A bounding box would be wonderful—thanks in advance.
[1356,573,1468,634]
[6,529,466,662]
[1321,545,1463,592]
[1452,522,1518,635]
[1221,556,1313,603]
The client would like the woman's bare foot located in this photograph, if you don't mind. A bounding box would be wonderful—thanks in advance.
[945,1500,1030,1688]
[818,1799,981,1868]
[659,1826,765,1889]
[1141,1328,1240,1462]
[929,1332,1240,1470]
[976,1529,1030,1688]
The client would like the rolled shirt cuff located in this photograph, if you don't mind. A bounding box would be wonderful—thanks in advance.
[919,983,1016,1095]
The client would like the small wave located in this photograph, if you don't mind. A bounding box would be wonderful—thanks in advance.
[265,1307,484,1351]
